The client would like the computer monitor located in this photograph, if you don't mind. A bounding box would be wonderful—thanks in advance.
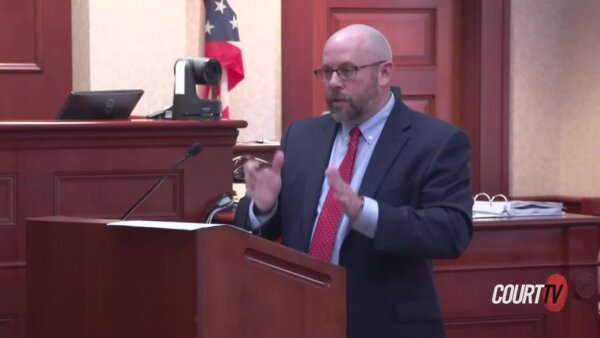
[55,90,144,120]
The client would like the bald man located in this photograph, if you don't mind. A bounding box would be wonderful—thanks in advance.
[236,24,473,338]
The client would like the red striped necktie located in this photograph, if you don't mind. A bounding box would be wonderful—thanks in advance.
[308,127,361,261]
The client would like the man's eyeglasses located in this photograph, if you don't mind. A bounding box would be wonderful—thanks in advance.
[313,60,387,81]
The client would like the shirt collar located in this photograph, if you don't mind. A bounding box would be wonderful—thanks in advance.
[341,92,395,145]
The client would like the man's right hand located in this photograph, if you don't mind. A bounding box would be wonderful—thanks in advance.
[244,150,284,213]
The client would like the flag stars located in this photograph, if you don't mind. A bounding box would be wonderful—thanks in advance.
[229,16,238,30]
[214,0,227,14]
[205,20,214,35]
[204,0,240,41]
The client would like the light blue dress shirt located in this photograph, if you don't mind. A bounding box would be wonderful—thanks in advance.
[250,93,395,264]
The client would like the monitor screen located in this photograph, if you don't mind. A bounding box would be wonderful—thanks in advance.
[55,90,144,120]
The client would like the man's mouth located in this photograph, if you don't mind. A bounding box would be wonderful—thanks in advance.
[331,96,348,103]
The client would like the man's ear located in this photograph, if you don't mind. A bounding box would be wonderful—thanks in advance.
[378,61,393,86]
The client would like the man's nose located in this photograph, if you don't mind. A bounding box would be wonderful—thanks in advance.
[327,71,343,88]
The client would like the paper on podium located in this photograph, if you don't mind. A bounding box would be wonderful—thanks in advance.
[108,220,224,231]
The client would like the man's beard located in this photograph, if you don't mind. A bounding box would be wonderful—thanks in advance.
[326,92,365,123]
[325,78,378,124]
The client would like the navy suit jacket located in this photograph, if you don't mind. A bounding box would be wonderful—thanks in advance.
[236,99,473,338]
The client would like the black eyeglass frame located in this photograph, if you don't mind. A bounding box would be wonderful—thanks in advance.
[313,60,388,81]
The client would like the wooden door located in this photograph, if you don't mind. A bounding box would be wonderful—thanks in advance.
[0,0,72,120]
[282,0,510,195]
[0,1,71,338]
[284,0,458,126]
[331,0,456,121]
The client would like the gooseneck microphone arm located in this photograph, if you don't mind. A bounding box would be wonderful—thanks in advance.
[121,143,203,220]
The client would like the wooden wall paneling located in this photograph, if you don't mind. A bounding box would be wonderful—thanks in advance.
[281,0,319,129]
[0,0,72,120]
[0,150,21,338]
[445,315,545,338]
[0,267,24,338]
[580,199,600,216]
[0,0,41,71]
[564,225,600,337]
[0,175,17,227]
[54,171,182,219]
[476,0,510,195]
[458,0,482,195]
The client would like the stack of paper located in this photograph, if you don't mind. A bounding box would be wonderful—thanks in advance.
[472,193,564,218]
[504,201,564,216]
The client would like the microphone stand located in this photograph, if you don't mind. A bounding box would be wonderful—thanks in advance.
[121,143,202,220]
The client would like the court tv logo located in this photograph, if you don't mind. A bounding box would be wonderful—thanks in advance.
[491,273,568,312]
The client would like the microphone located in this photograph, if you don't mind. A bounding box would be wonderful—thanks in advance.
[121,143,203,220]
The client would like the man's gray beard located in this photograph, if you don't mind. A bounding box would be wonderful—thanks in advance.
[326,73,380,123]
[328,99,364,123]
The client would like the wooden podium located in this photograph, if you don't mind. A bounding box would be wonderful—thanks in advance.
[26,216,346,338]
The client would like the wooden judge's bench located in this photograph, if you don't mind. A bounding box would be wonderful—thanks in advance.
[0,120,598,338]
[0,120,246,338]
[438,214,600,338]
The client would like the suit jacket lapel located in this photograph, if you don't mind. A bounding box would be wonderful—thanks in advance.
[359,101,412,197]
[300,117,339,251]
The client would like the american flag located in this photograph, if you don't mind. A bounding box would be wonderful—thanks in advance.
[203,0,244,119]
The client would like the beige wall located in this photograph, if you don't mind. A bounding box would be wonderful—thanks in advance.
[73,0,600,196]
[557,0,600,196]
[72,0,187,118]
[225,0,282,142]
[510,0,600,197]
[72,0,281,142]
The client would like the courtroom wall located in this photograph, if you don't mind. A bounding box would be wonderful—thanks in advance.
[510,0,600,197]
[556,0,600,196]
[71,0,281,143]
[72,0,600,196]
[72,0,186,121]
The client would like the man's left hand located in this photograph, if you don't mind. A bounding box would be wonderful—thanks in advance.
[326,167,363,221]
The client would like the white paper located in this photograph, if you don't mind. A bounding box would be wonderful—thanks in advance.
[473,201,507,215]
[108,220,223,231]
[233,182,246,203]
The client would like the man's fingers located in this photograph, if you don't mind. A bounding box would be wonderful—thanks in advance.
[325,166,359,212]
[270,150,285,174]
[244,156,282,204]
[325,167,346,193]
[244,161,259,181]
